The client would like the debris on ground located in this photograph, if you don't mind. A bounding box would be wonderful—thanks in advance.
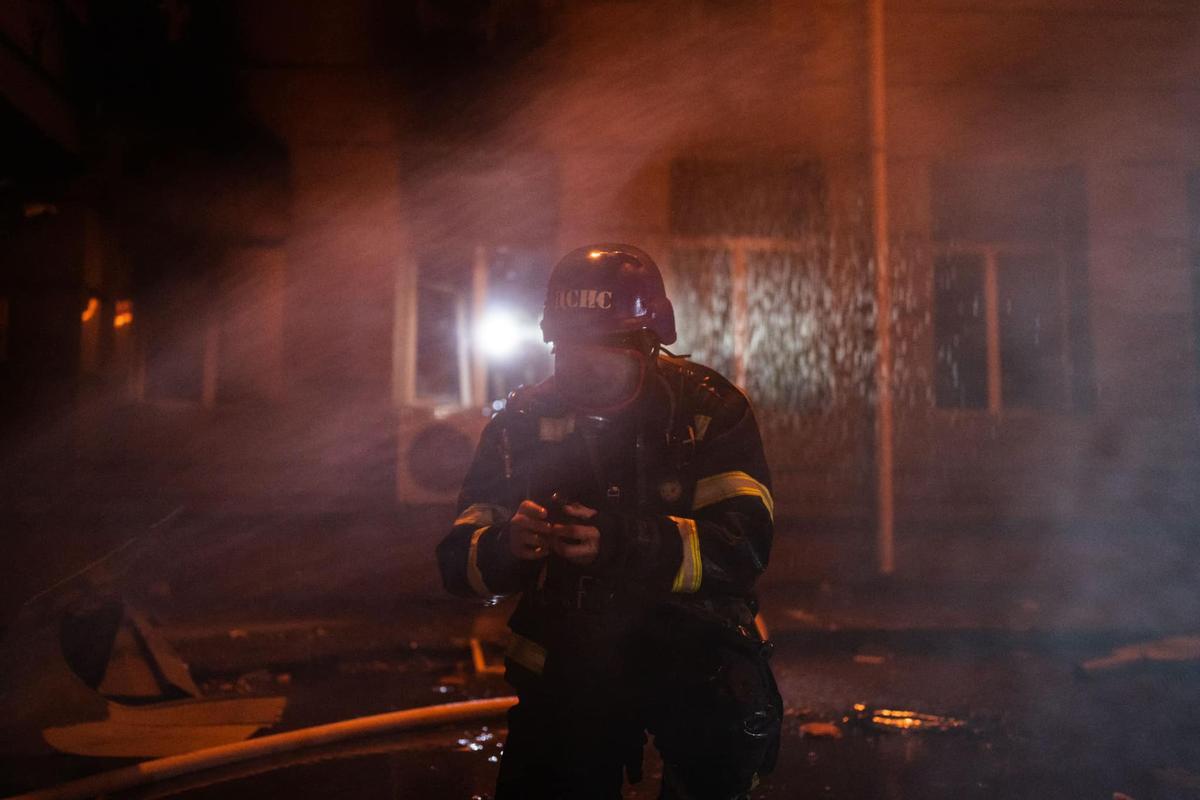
[852,654,887,665]
[436,660,471,694]
[1080,636,1200,673]
[784,609,822,627]
[234,668,282,694]
[338,659,411,675]
[0,592,287,758]
[853,644,890,666]
[846,703,968,733]
[43,695,287,757]
[799,721,843,739]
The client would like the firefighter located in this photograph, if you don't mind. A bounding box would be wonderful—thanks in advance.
[437,244,782,799]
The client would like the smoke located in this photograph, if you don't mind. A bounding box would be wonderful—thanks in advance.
[465,1,1200,632]
[3,1,1199,635]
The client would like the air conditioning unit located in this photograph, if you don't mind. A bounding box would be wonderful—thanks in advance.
[396,405,492,504]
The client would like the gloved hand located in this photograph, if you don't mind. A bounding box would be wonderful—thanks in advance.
[507,499,554,560]
[548,501,601,566]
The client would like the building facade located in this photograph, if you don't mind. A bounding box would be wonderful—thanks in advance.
[3,1,1197,569]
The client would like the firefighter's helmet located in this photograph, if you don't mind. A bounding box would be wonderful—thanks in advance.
[540,244,676,346]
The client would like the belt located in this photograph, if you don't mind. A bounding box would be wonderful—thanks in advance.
[538,574,617,613]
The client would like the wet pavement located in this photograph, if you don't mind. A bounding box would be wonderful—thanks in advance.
[4,627,1199,799]
[2,506,1199,798]
[768,634,1200,800]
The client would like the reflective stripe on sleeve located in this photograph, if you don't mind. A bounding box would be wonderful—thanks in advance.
[692,470,775,521]
[458,504,510,598]
[668,515,702,593]
[454,503,510,529]
[506,633,547,676]
[466,526,495,597]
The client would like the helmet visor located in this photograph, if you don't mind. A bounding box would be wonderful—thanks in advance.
[553,344,648,414]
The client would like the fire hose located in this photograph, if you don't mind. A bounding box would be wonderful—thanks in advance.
[5,696,518,800]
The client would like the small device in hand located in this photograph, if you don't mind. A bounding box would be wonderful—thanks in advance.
[546,491,586,545]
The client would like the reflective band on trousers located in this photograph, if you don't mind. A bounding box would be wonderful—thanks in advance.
[669,515,702,593]
[506,633,547,676]
[692,470,775,521]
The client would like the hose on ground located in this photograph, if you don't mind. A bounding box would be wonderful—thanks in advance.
[6,695,518,800]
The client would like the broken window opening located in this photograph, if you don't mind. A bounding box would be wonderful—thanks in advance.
[931,165,1095,414]
[668,158,832,415]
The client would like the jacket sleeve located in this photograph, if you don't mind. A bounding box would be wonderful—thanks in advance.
[435,412,537,599]
[592,393,774,598]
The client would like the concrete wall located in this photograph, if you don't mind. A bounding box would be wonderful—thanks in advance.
[237,3,407,405]
[219,0,1200,527]
[885,2,1200,527]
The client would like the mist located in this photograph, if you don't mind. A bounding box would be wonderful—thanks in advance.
[1,1,1199,795]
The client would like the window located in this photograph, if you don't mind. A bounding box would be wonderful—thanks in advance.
[669,158,832,415]
[478,246,554,405]
[412,245,553,409]
[415,277,467,405]
[402,150,558,409]
[931,165,1095,413]
[933,253,988,409]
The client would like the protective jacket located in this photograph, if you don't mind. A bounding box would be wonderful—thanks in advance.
[437,353,775,677]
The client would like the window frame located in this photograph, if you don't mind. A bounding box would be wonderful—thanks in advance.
[934,240,1075,416]
[412,277,472,408]
[668,235,770,389]
[669,233,835,415]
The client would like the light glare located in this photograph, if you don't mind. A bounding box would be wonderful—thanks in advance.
[478,309,523,360]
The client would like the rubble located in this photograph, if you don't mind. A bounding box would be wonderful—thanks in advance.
[1080,636,1200,673]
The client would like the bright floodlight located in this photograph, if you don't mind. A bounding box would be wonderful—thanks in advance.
[478,308,523,360]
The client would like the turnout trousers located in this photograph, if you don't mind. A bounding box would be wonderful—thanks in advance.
[494,620,781,800]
